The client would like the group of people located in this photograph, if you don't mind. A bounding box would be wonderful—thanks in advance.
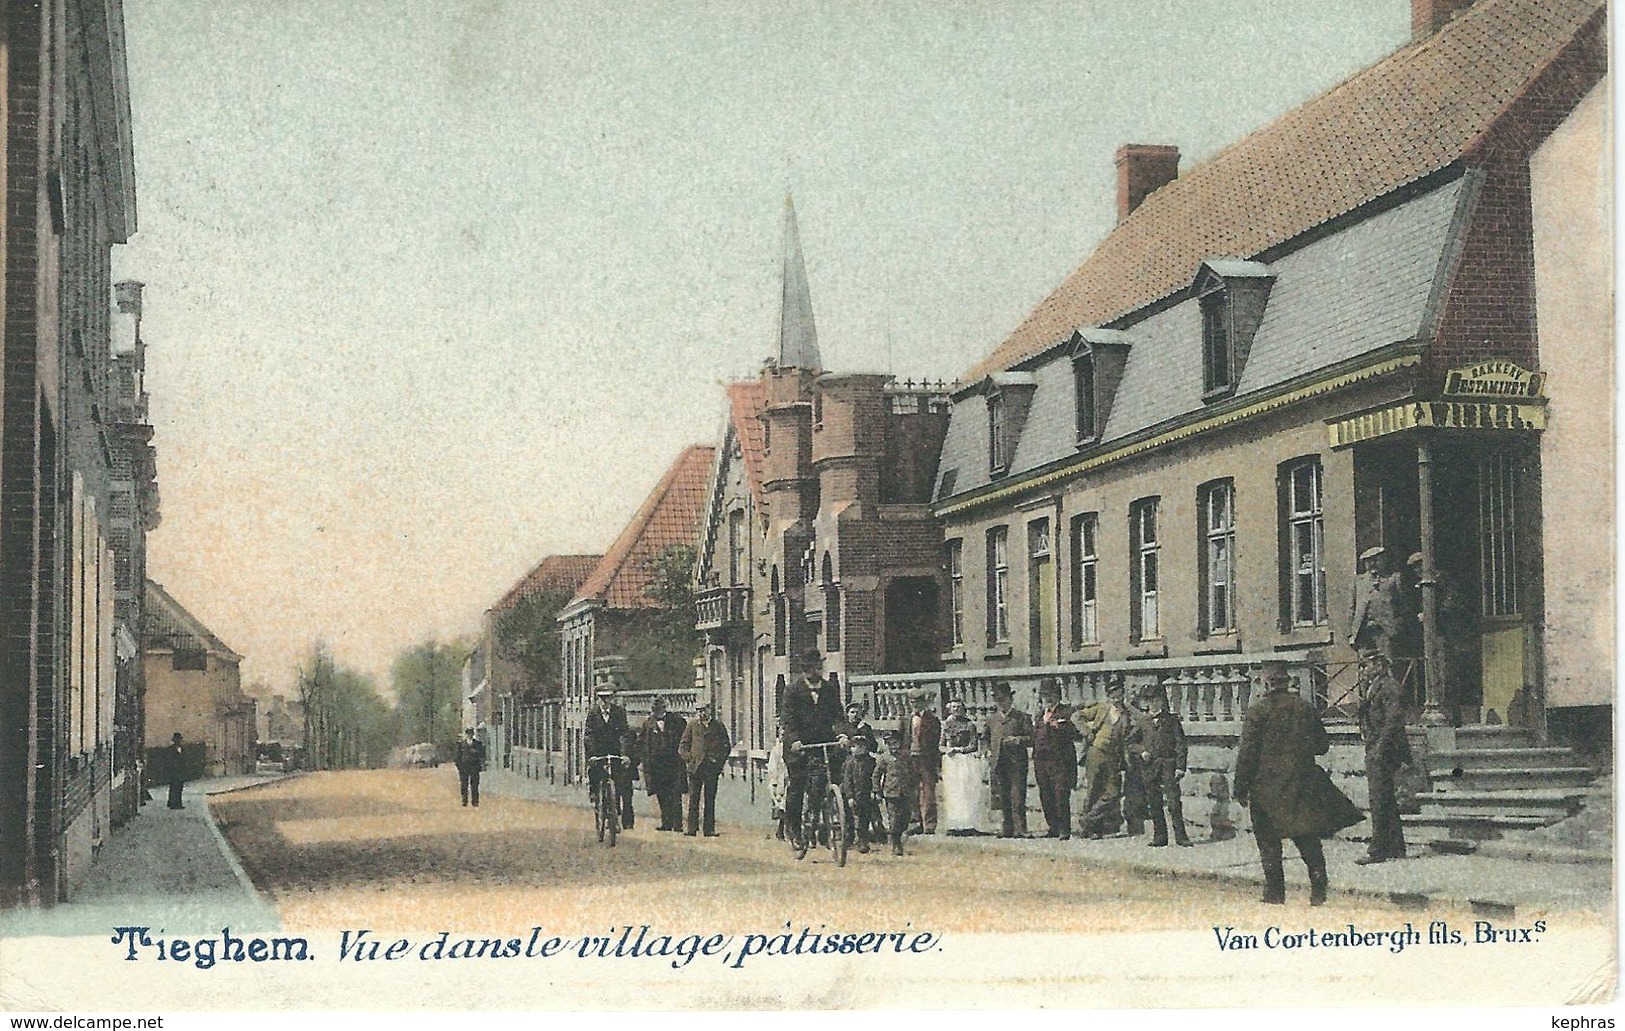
[584,685,734,838]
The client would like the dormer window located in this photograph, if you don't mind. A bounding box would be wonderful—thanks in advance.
[1193,259,1274,403]
[1073,353,1097,441]
[988,392,1008,473]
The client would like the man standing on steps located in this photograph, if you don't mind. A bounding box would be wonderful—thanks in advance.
[1356,650,1412,864]
[1234,661,1361,905]
[455,728,486,808]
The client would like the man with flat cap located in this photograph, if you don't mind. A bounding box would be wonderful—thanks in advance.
[1349,546,1410,659]
[1075,677,1133,838]
[983,682,1033,838]
[585,681,635,830]
[1234,661,1361,905]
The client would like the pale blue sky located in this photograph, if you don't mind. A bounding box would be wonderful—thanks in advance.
[114,0,1411,692]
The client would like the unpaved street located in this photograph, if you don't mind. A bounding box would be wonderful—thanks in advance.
[212,769,1454,934]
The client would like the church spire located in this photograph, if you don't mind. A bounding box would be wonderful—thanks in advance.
[777,194,821,371]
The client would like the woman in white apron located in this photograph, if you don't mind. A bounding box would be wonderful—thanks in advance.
[939,698,988,835]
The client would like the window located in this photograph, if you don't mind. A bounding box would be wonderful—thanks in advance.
[1202,291,1233,395]
[771,566,786,655]
[727,509,746,586]
[946,540,965,648]
[1282,458,1327,626]
[985,526,1010,645]
[822,553,841,652]
[1074,354,1097,440]
[1479,450,1519,617]
[1130,499,1161,640]
[1070,513,1099,646]
[1027,518,1053,662]
[1199,480,1237,635]
[988,394,1008,473]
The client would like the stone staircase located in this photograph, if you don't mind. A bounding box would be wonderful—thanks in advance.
[1405,726,1597,848]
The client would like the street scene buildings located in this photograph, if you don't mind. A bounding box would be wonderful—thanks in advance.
[0,2,1615,1012]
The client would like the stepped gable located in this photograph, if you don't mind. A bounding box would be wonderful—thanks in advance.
[572,444,717,611]
[727,380,769,506]
[493,554,602,612]
[141,580,240,660]
[966,0,1604,380]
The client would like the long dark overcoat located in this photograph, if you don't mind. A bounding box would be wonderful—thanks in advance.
[1032,704,1082,790]
[1233,688,1361,838]
[639,712,688,796]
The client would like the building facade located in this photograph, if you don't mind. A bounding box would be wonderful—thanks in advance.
[0,0,144,905]
[141,580,255,778]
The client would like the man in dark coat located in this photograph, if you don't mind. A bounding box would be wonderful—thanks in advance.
[903,691,942,834]
[678,701,732,837]
[1128,685,1190,847]
[1234,661,1361,905]
[1349,546,1411,660]
[639,696,688,831]
[1356,651,1411,864]
[585,685,635,830]
[983,682,1033,838]
[1031,678,1081,840]
[455,727,487,807]
[165,733,188,810]
[780,649,845,848]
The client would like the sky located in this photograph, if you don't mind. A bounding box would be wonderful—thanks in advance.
[113,0,1413,696]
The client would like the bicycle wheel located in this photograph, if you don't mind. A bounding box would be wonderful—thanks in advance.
[604,781,619,847]
[824,785,849,868]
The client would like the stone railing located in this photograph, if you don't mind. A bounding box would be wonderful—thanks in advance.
[696,586,750,631]
[850,651,1327,728]
[614,688,702,724]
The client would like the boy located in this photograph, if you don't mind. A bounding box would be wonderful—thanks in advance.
[872,731,913,856]
[840,735,879,854]
[1127,684,1190,847]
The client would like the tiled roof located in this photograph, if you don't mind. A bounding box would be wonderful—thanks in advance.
[141,579,240,660]
[727,381,768,506]
[572,444,717,611]
[966,0,1604,379]
[493,554,602,612]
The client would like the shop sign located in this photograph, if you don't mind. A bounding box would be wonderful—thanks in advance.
[1442,361,1546,399]
[1328,400,1547,447]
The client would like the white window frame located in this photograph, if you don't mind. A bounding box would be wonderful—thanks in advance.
[1071,513,1099,646]
[986,526,1010,645]
[1201,480,1237,635]
[1286,459,1328,626]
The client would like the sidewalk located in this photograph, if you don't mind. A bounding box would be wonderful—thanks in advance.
[0,776,286,939]
[484,767,1612,916]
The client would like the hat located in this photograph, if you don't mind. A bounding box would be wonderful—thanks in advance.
[1359,546,1387,563]
[801,648,824,668]
[1257,660,1294,685]
[992,682,1014,699]
[1105,680,1126,696]
[845,700,866,712]
[1038,679,1061,697]
[465,727,477,736]
[1407,552,1424,567]
[1138,684,1168,703]
[594,686,616,698]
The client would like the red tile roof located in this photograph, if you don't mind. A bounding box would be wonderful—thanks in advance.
[966,0,1605,379]
[572,444,717,611]
[727,381,768,506]
[493,554,602,612]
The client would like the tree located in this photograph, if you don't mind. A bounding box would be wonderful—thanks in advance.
[296,643,393,770]
[493,587,574,700]
[390,638,466,755]
[624,543,702,693]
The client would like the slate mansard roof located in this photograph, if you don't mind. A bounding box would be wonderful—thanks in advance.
[964,0,1605,382]
[570,444,717,612]
[936,176,1473,501]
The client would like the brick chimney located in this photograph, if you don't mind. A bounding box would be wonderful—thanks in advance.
[1115,144,1179,223]
[1412,0,1475,40]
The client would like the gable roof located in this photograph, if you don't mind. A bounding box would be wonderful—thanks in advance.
[966,0,1604,380]
[571,444,717,611]
[142,579,240,660]
[493,554,602,612]
[727,380,768,506]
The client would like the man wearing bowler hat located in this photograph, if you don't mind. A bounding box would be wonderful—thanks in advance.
[780,649,846,849]
[983,682,1033,838]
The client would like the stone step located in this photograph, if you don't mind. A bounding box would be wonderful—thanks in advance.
[1427,746,1582,770]
[1415,790,1586,821]
[1450,725,1535,748]
[1431,767,1594,791]
[1403,811,1562,834]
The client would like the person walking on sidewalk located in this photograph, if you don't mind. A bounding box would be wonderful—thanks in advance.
[679,702,731,837]
[983,682,1033,838]
[1234,661,1362,905]
[1356,651,1411,864]
[640,696,688,832]
[166,733,188,810]
[1129,685,1190,847]
[455,728,487,807]
[1032,679,1081,840]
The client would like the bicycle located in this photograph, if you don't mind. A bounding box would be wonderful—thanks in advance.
[587,754,631,847]
[788,741,851,868]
